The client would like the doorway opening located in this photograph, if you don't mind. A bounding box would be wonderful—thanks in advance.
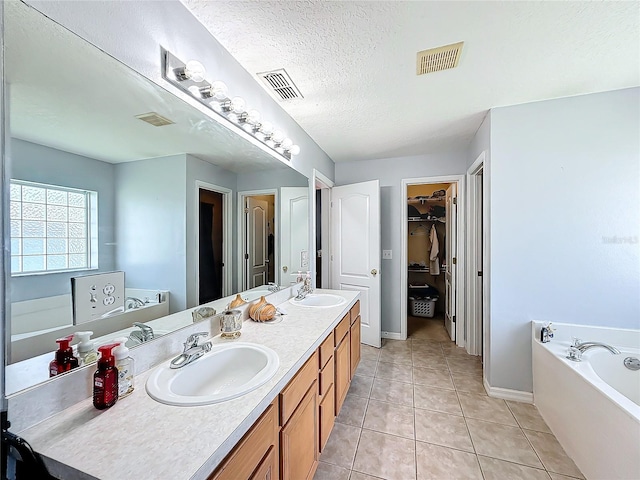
[401,175,465,348]
[240,192,276,290]
[196,181,232,305]
[312,170,333,289]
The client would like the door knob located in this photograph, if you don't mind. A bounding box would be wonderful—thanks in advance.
[371,269,378,276]
[282,266,288,272]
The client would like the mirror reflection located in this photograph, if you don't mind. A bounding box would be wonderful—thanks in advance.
[4,1,309,394]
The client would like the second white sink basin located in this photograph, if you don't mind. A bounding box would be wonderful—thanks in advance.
[146,342,279,406]
[289,294,346,308]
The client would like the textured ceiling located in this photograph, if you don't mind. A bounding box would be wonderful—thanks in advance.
[181,0,640,163]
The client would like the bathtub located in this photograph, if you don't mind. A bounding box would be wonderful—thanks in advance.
[532,322,640,480]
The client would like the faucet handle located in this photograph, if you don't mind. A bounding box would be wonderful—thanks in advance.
[566,346,582,362]
[185,332,208,348]
[571,337,582,348]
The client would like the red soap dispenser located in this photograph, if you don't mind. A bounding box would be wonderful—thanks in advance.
[93,343,120,410]
[49,334,80,377]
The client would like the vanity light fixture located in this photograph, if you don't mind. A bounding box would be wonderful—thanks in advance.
[162,48,300,160]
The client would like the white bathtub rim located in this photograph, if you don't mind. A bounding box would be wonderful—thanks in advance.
[534,339,640,423]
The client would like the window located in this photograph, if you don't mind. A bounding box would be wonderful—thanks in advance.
[10,180,98,275]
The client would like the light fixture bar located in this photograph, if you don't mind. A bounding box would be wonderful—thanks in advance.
[161,48,299,160]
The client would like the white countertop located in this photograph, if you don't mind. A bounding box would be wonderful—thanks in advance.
[18,289,359,480]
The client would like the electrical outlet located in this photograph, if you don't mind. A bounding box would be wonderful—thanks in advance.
[103,284,115,295]
[72,271,124,324]
[382,250,392,259]
[103,296,116,306]
[301,250,309,268]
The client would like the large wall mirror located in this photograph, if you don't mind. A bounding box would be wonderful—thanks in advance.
[4,1,310,394]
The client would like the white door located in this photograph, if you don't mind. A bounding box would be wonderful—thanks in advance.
[445,184,457,341]
[331,180,381,348]
[246,197,268,288]
[280,187,309,286]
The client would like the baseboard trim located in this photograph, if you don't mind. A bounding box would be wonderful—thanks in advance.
[381,331,404,340]
[484,377,534,404]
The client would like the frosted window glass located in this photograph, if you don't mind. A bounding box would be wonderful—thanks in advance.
[23,203,46,220]
[68,192,85,207]
[11,239,20,255]
[69,254,87,268]
[69,239,86,253]
[22,186,45,203]
[47,205,68,221]
[23,256,45,272]
[47,255,67,270]
[23,238,45,255]
[68,223,86,238]
[47,238,67,254]
[68,207,85,223]
[10,184,21,201]
[10,202,21,219]
[11,257,21,273]
[10,220,20,237]
[23,221,45,237]
[47,222,68,238]
[47,189,67,205]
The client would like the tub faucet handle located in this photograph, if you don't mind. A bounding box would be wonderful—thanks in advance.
[566,346,582,362]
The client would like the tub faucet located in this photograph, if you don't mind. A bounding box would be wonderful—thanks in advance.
[125,297,146,309]
[170,332,212,369]
[267,282,281,292]
[567,338,620,362]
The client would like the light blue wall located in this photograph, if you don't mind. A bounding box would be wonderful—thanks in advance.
[114,155,187,313]
[9,139,116,302]
[335,151,468,335]
[486,87,640,393]
[237,168,309,191]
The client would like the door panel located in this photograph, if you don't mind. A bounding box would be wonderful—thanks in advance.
[331,180,381,348]
[280,187,309,286]
[445,184,457,341]
[247,197,268,288]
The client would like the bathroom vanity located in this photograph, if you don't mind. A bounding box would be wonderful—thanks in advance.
[16,290,361,480]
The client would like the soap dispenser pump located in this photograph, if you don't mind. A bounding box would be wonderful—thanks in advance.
[49,334,79,377]
[93,343,120,410]
[113,337,134,398]
[75,331,98,366]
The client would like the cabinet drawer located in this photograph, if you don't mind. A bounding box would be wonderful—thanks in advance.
[350,300,360,325]
[210,401,278,480]
[334,314,350,346]
[319,332,334,369]
[280,351,318,426]
[319,383,335,454]
[319,355,334,399]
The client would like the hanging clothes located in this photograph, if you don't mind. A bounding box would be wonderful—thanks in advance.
[429,224,440,275]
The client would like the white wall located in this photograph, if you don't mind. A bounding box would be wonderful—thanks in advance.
[487,87,639,393]
[10,139,116,302]
[25,0,335,182]
[335,151,468,334]
[115,155,187,313]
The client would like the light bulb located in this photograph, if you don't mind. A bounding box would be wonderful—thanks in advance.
[210,100,223,112]
[227,112,239,123]
[210,81,228,100]
[259,121,274,135]
[281,138,293,149]
[246,109,261,125]
[289,145,300,156]
[272,130,285,144]
[187,85,201,97]
[184,60,206,82]
[230,96,245,114]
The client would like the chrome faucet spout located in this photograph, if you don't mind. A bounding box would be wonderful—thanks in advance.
[170,332,211,369]
[576,341,621,355]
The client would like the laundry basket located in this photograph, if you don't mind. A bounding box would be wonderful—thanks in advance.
[410,297,436,318]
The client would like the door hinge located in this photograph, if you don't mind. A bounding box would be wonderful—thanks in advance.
[452,257,457,265]
[478,271,482,277]
[453,315,456,323]
[244,254,249,260]
[453,197,457,205]
[244,207,249,213]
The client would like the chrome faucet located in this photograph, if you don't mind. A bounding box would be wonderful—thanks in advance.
[566,338,621,362]
[125,297,146,309]
[170,332,212,369]
[130,322,155,343]
[267,282,281,292]
[295,275,313,300]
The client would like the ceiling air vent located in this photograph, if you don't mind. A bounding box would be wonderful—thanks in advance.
[257,68,303,101]
[416,41,464,75]
[135,112,174,127]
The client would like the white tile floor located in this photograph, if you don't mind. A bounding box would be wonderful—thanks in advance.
[314,315,584,480]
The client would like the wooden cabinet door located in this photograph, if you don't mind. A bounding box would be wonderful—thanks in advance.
[334,334,351,416]
[251,446,277,480]
[350,315,361,379]
[319,384,335,453]
[280,383,318,480]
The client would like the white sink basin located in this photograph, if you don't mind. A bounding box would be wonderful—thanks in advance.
[289,294,346,308]
[146,342,279,406]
